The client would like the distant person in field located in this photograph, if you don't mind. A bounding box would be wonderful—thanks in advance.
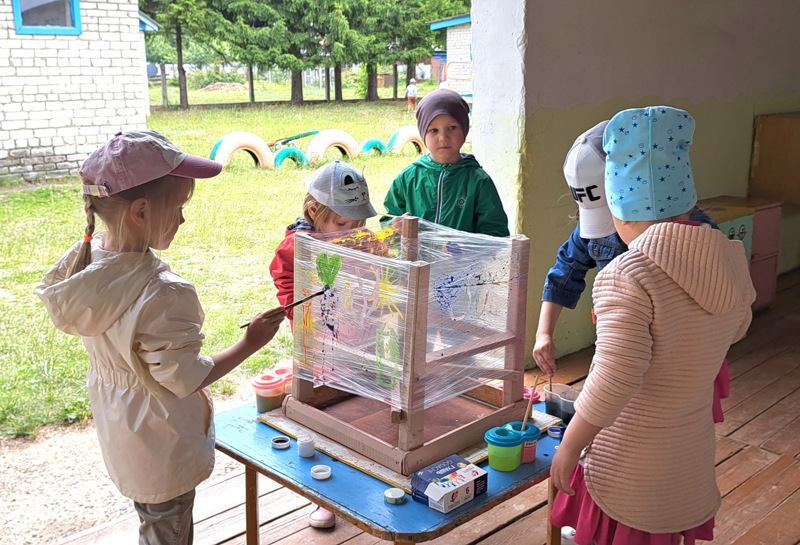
[405,78,418,112]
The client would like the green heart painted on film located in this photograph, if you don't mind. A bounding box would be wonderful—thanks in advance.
[316,253,341,287]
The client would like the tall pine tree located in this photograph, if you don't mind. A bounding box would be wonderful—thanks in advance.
[343,0,394,101]
[316,4,366,102]
[206,0,285,104]
[389,0,470,93]
[140,0,211,109]
[264,0,343,105]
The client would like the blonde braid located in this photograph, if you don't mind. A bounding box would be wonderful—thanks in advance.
[66,196,97,278]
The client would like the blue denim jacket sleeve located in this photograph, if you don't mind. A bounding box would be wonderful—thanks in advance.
[542,209,715,310]
[542,224,597,309]
[542,223,629,309]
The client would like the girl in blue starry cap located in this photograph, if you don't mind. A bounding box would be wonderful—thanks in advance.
[533,117,721,382]
[605,106,698,220]
[548,106,756,545]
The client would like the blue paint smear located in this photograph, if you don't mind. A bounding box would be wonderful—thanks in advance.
[433,274,466,315]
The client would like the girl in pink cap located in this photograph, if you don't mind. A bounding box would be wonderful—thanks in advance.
[36,130,286,545]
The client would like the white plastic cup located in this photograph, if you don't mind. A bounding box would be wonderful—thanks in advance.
[297,434,315,457]
[543,383,579,424]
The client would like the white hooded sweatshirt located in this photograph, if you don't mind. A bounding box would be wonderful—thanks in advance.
[35,233,215,503]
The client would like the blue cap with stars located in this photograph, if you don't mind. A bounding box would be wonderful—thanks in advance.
[603,106,697,221]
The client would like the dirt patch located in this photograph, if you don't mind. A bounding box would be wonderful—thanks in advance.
[199,82,248,93]
[0,379,256,545]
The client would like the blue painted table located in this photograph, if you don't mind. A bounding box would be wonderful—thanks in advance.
[215,402,561,545]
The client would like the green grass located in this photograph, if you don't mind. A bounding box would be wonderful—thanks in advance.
[149,78,438,106]
[0,101,464,436]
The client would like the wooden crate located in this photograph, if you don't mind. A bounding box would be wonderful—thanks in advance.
[284,217,531,475]
[749,112,800,204]
[698,196,782,309]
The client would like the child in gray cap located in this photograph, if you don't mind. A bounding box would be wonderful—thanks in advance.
[384,89,509,237]
[269,159,378,529]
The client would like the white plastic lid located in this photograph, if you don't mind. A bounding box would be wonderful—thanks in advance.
[311,465,331,480]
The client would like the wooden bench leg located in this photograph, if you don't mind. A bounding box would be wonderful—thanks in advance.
[246,467,260,545]
[547,478,561,545]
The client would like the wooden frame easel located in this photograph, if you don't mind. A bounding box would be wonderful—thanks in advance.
[285,217,531,475]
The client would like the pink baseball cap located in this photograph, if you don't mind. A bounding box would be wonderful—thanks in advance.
[80,130,222,197]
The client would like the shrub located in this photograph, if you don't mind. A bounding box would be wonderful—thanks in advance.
[188,65,247,90]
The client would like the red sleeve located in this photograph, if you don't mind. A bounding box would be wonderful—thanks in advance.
[269,233,296,321]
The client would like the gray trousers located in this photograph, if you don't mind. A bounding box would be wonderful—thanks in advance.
[134,489,195,545]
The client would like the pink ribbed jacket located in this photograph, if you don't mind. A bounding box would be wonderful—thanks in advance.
[577,222,756,533]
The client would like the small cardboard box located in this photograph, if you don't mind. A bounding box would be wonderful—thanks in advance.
[410,455,488,513]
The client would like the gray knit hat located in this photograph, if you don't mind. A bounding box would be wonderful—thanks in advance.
[416,89,470,139]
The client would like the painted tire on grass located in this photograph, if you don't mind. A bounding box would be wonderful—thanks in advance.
[274,147,309,169]
[210,131,275,169]
[359,138,388,156]
[387,125,426,155]
[305,129,359,165]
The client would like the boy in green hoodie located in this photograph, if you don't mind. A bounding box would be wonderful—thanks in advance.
[383,89,510,237]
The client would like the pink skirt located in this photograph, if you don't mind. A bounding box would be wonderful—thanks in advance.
[551,465,715,545]
[712,358,730,424]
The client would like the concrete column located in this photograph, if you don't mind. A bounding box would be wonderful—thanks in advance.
[471,0,527,234]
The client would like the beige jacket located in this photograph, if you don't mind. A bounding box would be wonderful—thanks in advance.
[35,234,215,503]
[577,222,755,533]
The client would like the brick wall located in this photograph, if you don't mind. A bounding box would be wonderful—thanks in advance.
[0,0,148,183]
[446,23,472,96]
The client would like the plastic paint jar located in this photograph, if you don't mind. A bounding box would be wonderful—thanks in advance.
[271,367,294,395]
[297,434,315,458]
[484,427,523,471]
[283,376,294,395]
[252,373,286,413]
[504,421,541,464]
[543,383,580,424]
[268,367,293,395]
[543,383,569,418]
[560,388,579,425]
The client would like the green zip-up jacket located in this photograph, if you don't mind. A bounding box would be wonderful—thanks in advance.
[383,154,510,236]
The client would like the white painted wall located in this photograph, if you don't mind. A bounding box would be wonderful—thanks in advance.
[445,23,472,96]
[471,1,526,233]
[0,0,148,182]
[472,0,800,363]
[522,2,800,111]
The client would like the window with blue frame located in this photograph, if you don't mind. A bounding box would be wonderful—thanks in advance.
[13,0,82,35]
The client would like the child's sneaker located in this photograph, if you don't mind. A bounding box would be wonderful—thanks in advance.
[308,505,336,529]
[561,526,577,544]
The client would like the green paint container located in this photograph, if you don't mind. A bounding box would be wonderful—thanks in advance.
[484,427,523,472]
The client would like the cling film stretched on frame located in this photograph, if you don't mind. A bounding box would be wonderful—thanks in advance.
[292,217,526,412]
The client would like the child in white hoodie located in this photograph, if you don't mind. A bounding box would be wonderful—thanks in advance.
[36,130,285,545]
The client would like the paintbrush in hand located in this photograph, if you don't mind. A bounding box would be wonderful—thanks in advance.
[240,289,325,329]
